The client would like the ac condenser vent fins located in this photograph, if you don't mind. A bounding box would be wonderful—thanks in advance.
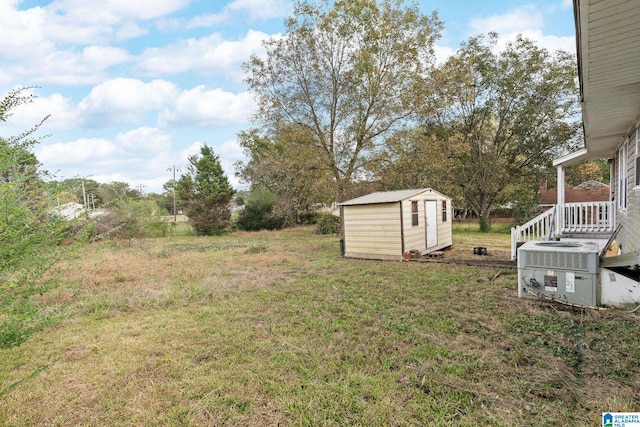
[523,251,590,271]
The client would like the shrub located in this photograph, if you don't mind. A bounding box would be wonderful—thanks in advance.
[315,213,341,234]
[236,187,286,231]
[298,211,318,225]
[80,200,169,241]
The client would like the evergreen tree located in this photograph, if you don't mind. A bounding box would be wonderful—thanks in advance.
[176,145,235,235]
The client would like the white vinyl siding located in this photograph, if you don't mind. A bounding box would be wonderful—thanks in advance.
[404,200,425,251]
[343,203,402,258]
[437,201,452,242]
[403,195,453,253]
[342,188,453,260]
[617,125,640,256]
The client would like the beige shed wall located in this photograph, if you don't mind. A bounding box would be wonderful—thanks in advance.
[401,191,453,253]
[403,199,425,252]
[343,203,402,258]
[436,198,454,250]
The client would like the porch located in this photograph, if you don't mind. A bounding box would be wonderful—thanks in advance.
[510,201,615,260]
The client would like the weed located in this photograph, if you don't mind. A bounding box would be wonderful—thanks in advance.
[0,227,638,426]
[245,244,267,254]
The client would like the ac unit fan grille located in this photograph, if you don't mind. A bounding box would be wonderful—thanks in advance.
[522,251,590,271]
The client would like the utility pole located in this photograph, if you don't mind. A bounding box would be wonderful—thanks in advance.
[81,180,87,209]
[168,166,179,222]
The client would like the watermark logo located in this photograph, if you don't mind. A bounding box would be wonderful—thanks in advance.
[603,412,640,427]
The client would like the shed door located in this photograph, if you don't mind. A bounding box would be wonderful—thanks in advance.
[425,201,438,248]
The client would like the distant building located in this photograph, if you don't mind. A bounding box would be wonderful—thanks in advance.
[539,181,610,208]
[50,202,86,220]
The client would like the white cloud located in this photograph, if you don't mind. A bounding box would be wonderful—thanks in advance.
[115,21,149,41]
[469,5,544,35]
[159,87,256,127]
[47,0,190,23]
[0,0,187,75]
[219,139,244,160]
[34,132,245,193]
[188,0,292,28]
[433,44,455,65]
[490,30,575,54]
[181,141,205,159]
[47,46,131,83]
[137,30,270,80]
[0,3,47,55]
[226,0,292,21]
[36,138,117,166]
[0,0,179,53]
[78,78,178,126]
[466,5,575,54]
[9,92,79,131]
[116,127,173,152]
[1,45,132,86]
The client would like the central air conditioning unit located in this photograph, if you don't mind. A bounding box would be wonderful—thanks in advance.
[517,240,600,307]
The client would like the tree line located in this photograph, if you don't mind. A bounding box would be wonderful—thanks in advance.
[2,0,613,248]
[236,0,608,231]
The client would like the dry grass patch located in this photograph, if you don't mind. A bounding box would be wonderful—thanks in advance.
[1,227,639,426]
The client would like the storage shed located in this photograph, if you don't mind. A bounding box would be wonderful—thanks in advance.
[341,188,453,260]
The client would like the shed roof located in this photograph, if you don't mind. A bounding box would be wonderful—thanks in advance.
[341,188,448,206]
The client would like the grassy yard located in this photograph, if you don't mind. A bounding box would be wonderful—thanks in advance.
[1,224,639,425]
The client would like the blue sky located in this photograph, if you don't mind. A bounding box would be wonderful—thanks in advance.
[0,0,575,194]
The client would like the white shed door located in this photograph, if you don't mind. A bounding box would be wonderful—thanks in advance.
[425,201,438,248]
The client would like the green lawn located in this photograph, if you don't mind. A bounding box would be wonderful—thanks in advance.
[0,226,638,425]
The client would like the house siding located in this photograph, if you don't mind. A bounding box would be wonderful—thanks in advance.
[614,131,640,254]
[343,203,402,259]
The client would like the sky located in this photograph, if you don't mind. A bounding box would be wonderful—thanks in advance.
[0,0,576,194]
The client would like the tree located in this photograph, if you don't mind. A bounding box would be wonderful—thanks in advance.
[243,0,442,202]
[0,88,71,348]
[176,145,235,235]
[0,88,59,275]
[372,127,467,214]
[236,124,335,225]
[99,181,139,204]
[565,159,610,187]
[235,186,286,231]
[423,33,580,230]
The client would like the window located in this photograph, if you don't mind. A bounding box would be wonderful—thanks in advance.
[442,200,447,222]
[636,128,640,187]
[618,142,628,209]
[411,201,418,226]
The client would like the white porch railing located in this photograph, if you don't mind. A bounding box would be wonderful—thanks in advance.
[511,201,616,259]
[558,201,615,234]
[511,207,556,260]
